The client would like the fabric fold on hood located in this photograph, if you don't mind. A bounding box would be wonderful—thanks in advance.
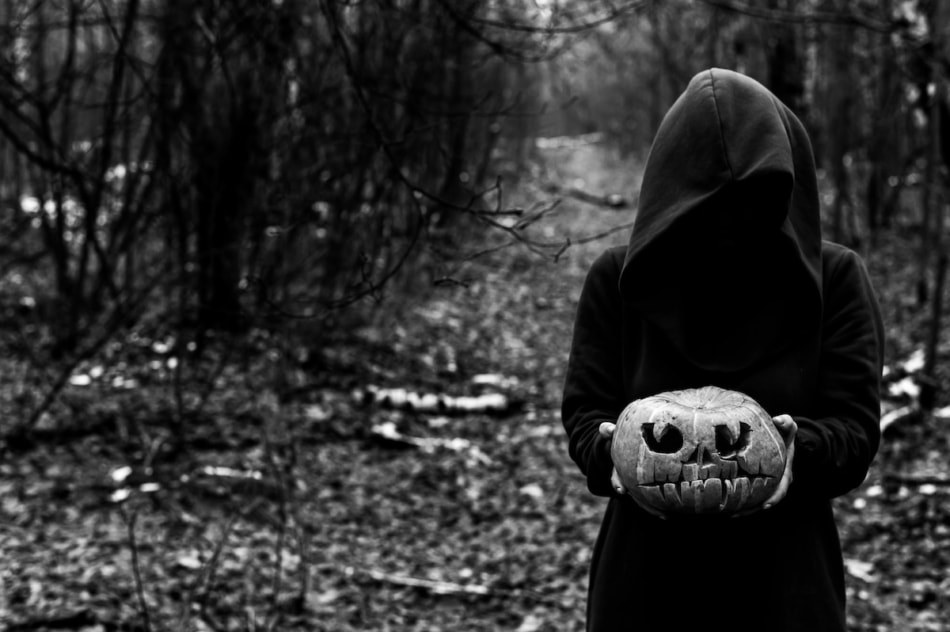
[620,68,823,372]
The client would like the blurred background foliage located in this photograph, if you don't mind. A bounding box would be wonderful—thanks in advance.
[1,1,949,451]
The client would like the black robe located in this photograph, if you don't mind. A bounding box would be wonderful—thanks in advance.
[562,69,884,631]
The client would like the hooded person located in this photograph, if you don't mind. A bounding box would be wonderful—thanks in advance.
[562,68,884,631]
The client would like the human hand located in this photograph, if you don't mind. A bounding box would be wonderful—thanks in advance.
[599,422,624,494]
[600,421,667,519]
[762,414,797,510]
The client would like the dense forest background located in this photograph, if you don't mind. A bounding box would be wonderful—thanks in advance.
[1,1,949,631]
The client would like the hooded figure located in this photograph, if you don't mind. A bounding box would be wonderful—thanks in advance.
[562,69,883,631]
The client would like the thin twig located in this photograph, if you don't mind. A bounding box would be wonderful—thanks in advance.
[259,392,290,630]
[701,0,890,32]
[439,0,647,35]
[881,473,950,487]
[123,509,153,632]
[176,503,254,630]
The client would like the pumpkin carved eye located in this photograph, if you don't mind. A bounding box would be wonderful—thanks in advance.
[715,422,752,458]
[641,423,683,453]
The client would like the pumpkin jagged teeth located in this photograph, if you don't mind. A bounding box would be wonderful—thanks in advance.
[721,479,735,510]
[701,479,722,512]
[681,463,699,482]
[750,476,770,506]
[723,477,751,513]
[636,448,655,485]
[691,480,705,511]
[638,485,664,508]
[720,460,738,478]
[680,481,697,509]
[735,476,751,506]
[662,482,683,508]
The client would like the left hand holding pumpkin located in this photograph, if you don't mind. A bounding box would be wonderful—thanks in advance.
[761,414,797,510]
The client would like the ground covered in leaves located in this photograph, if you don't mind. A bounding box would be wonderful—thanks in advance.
[1,142,949,631]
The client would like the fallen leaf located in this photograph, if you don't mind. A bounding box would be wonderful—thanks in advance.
[844,558,876,583]
[516,613,544,632]
[177,552,203,570]
[309,589,341,606]
[108,488,131,503]
[110,466,132,483]
[520,483,544,499]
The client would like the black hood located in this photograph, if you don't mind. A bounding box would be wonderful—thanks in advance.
[619,68,822,372]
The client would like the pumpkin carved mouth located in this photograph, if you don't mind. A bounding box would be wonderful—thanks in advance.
[641,475,777,513]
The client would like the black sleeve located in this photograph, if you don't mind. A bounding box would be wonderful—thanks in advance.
[561,250,628,497]
[792,249,885,498]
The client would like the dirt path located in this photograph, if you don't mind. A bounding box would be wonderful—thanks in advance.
[300,140,642,631]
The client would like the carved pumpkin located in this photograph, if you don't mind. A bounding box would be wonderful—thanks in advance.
[610,386,786,515]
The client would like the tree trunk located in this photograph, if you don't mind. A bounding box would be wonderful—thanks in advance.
[866,31,898,240]
[820,10,856,248]
[647,0,673,138]
[921,251,948,411]
[921,1,950,408]
[764,3,806,119]
[706,5,719,68]
[194,122,250,334]
[918,61,942,306]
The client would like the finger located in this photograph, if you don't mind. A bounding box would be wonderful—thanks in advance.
[599,422,617,438]
[772,414,798,444]
[763,432,796,510]
[610,468,625,495]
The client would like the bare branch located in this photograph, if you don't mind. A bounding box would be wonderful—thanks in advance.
[700,0,892,32]
[123,509,154,632]
[439,0,648,35]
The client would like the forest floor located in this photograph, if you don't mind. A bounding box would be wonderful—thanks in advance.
[1,140,949,632]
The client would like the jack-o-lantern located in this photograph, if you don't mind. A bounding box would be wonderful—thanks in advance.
[610,386,786,515]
